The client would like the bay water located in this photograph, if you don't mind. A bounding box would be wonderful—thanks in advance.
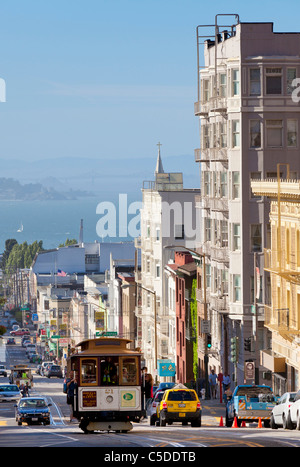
[0,193,140,252]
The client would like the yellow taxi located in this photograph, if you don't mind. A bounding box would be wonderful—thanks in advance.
[156,385,202,427]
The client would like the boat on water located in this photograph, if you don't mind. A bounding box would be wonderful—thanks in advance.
[17,222,23,232]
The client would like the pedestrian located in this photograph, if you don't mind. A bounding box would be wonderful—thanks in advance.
[66,371,77,422]
[209,369,218,399]
[222,373,231,392]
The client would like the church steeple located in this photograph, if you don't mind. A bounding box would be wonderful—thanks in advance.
[155,141,164,175]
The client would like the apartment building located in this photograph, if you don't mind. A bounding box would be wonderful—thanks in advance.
[252,174,300,394]
[135,147,199,377]
[194,16,300,384]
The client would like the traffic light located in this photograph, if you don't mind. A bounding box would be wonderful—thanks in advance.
[244,337,252,352]
[230,336,239,363]
[206,334,212,349]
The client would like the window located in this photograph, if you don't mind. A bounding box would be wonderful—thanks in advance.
[232,171,240,199]
[220,122,227,148]
[287,119,297,147]
[266,120,283,147]
[221,220,228,247]
[219,73,227,97]
[250,120,261,148]
[233,275,241,302]
[120,357,138,385]
[100,356,119,385]
[251,224,262,252]
[233,223,241,251]
[232,69,240,96]
[232,120,240,147]
[81,358,98,386]
[250,69,261,96]
[287,68,297,95]
[220,172,227,198]
[266,68,282,95]
[205,218,211,242]
[203,79,209,103]
[203,171,210,196]
[203,125,210,149]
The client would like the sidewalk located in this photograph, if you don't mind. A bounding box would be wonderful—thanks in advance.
[200,396,226,426]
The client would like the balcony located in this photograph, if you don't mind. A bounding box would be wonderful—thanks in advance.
[194,148,210,163]
[194,101,209,117]
[210,246,229,263]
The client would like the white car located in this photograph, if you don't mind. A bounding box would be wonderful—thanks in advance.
[271,392,296,429]
[41,362,53,375]
[287,389,300,429]
[0,384,21,402]
[146,390,165,426]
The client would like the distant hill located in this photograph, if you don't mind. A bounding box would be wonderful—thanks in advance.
[0,154,200,196]
[0,177,93,201]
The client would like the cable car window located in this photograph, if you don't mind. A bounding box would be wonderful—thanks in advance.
[80,358,98,386]
[120,357,138,385]
[100,357,119,385]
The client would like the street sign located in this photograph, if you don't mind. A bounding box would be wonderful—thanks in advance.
[201,320,211,333]
[245,361,255,381]
[51,335,60,339]
[157,360,176,377]
[100,331,118,337]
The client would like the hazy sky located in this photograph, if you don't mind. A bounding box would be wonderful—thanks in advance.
[0,0,300,163]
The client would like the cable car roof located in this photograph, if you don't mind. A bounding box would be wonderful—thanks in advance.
[74,337,142,356]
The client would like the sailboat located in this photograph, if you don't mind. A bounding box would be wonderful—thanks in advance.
[17,222,23,233]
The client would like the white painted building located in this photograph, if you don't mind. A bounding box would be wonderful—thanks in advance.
[135,147,200,377]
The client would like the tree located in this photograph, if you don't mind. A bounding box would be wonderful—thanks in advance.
[5,240,44,271]
[58,238,77,248]
[1,239,18,269]
[190,279,198,381]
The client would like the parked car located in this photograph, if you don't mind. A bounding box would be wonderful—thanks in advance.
[29,353,39,363]
[0,365,8,378]
[15,397,52,425]
[156,385,202,427]
[271,392,297,429]
[146,390,164,425]
[7,338,16,345]
[153,382,175,396]
[25,345,36,355]
[0,384,21,402]
[45,364,63,378]
[22,337,31,347]
[10,328,30,336]
[35,365,42,375]
[41,362,53,375]
[286,389,300,429]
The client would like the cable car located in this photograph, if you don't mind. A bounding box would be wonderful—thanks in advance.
[67,337,144,433]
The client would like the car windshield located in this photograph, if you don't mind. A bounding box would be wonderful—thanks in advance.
[167,390,197,401]
[236,386,275,402]
[0,385,19,392]
[155,392,164,402]
[19,399,47,408]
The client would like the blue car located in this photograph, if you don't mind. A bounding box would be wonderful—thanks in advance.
[15,397,52,426]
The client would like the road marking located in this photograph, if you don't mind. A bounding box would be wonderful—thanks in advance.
[0,421,7,426]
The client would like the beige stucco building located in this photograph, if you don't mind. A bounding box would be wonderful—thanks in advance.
[194,16,300,384]
[252,174,300,393]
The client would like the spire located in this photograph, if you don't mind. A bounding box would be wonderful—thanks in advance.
[79,218,83,244]
[155,142,164,175]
